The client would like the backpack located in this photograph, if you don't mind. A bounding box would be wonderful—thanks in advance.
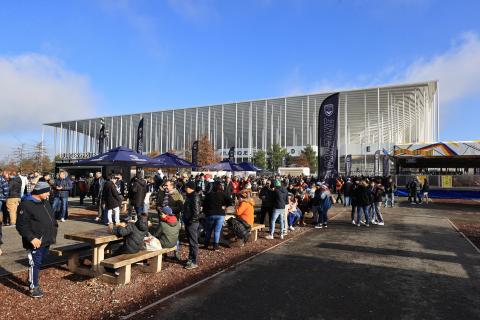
[227,217,251,241]
[322,194,332,210]
[312,189,322,206]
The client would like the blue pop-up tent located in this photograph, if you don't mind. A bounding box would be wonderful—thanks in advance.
[238,162,262,172]
[203,159,244,171]
[151,152,194,168]
[76,146,154,166]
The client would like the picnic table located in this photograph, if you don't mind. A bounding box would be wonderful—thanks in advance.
[64,228,122,276]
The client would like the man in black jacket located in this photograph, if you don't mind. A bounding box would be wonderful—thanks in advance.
[266,180,288,240]
[5,171,22,226]
[258,180,274,225]
[16,182,58,298]
[182,181,201,269]
[128,174,147,219]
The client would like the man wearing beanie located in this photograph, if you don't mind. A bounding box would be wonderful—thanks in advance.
[182,181,201,269]
[16,181,58,298]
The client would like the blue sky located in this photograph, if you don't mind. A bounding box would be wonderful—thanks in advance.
[0,0,480,158]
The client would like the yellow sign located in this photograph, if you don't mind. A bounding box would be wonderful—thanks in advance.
[442,176,452,188]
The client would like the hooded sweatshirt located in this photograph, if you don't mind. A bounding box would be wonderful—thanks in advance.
[113,219,149,254]
[16,194,58,250]
[236,198,255,226]
[155,216,180,249]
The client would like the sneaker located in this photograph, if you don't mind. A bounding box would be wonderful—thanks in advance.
[265,235,274,240]
[280,234,284,240]
[411,202,415,204]
[288,226,295,231]
[213,244,220,251]
[31,287,44,298]
[365,224,370,227]
[378,222,385,226]
[94,217,100,222]
[352,220,356,225]
[184,262,198,270]
[356,224,361,227]
[60,218,65,222]
[371,220,378,225]
[323,224,327,228]
[314,224,323,229]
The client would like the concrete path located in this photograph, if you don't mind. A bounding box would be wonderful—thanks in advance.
[142,209,480,320]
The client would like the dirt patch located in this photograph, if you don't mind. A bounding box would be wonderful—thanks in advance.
[451,219,480,249]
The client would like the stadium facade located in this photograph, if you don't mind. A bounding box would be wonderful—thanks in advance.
[44,81,439,174]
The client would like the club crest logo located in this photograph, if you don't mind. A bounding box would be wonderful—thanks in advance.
[324,104,334,117]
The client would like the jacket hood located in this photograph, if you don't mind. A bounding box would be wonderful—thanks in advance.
[21,193,42,203]
[239,198,255,207]
[135,218,149,232]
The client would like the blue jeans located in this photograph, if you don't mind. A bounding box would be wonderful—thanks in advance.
[53,197,68,219]
[28,246,49,289]
[288,209,301,227]
[312,205,321,225]
[320,208,329,225]
[134,206,144,219]
[344,196,351,206]
[204,215,225,245]
[356,205,370,225]
[270,208,285,236]
[385,193,394,207]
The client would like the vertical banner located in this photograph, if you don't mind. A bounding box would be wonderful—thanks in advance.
[98,123,105,154]
[383,155,390,177]
[374,150,380,176]
[345,154,352,177]
[192,140,199,168]
[318,93,340,180]
[228,147,235,162]
[136,118,144,154]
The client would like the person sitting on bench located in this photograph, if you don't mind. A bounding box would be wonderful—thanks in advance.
[227,189,254,247]
[154,206,180,252]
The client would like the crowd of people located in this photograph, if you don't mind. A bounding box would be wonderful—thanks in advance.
[1,166,412,298]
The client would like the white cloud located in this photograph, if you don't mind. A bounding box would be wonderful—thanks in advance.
[0,53,97,154]
[403,32,480,104]
[167,0,216,22]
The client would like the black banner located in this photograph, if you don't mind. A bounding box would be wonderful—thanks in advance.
[383,155,390,177]
[318,93,340,180]
[374,150,380,176]
[345,154,352,177]
[98,124,105,154]
[228,147,235,162]
[136,118,144,154]
[192,140,199,168]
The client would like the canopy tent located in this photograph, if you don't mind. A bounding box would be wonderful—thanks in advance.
[76,146,154,167]
[203,159,244,171]
[238,162,262,172]
[151,152,194,168]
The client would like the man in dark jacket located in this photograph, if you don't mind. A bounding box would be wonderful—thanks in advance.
[91,172,105,220]
[16,182,58,298]
[354,180,371,227]
[5,171,22,226]
[102,175,123,225]
[128,174,147,219]
[266,180,288,240]
[258,180,274,225]
[110,213,149,255]
[343,178,353,207]
[182,181,201,269]
[52,171,72,222]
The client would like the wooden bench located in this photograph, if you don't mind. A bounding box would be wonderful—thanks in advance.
[49,243,92,272]
[248,223,265,242]
[100,247,176,285]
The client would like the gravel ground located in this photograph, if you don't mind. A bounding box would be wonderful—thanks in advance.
[0,220,316,320]
[451,219,480,249]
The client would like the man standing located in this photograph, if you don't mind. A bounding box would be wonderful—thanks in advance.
[16,182,58,298]
[128,173,147,219]
[266,180,288,240]
[156,180,184,259]
[258,180,274,226]
[52,171,72,222]
[91,172,105,222]
[0,169,8,226]
[182,181,201,269]
[6,171,22,227]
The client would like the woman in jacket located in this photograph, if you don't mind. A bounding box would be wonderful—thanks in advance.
[202,181,233,251]
[102,175,122,225]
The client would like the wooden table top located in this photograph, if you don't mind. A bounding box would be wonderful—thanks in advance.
[64,228,122,245]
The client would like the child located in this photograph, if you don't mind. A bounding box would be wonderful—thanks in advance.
[109,213,149,255]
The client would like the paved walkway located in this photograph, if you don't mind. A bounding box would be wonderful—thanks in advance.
[141,208,480,320]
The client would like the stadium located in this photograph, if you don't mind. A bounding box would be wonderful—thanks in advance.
[44,80,439,174]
